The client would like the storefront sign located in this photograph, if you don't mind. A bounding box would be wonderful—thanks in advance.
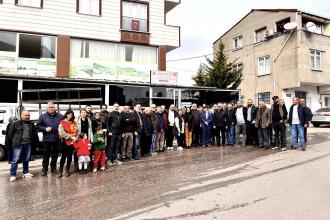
[17,58,56,77]
[0,51,17,75]
[70,58,153,83]
[151,71,178,86]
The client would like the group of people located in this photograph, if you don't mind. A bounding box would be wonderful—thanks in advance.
[5,95,312,182]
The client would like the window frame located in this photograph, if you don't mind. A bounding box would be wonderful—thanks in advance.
[258,92,271,104]
[121,0,149,33]
[233,36,243,50]
[310,49,323,71]
[76,0,102,16]
[233,63,243,71]
[276,17,290,34]
[255,27,267,43]
[15,0,43,8]
[18,33,56,60]
[257,55,271,76]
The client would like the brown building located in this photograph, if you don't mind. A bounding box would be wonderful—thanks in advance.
[214,9,330,111]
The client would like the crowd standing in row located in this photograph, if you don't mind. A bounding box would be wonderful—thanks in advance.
[5,95,313,182]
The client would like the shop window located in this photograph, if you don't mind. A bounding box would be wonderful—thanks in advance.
[19,34,55,59]
[0,31,17,52]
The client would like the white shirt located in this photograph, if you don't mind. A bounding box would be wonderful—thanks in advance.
[205,112,209,120]
[292,105,300,124]
[247,107,252,121]
[236,107,245,124]
[168,110,175,126]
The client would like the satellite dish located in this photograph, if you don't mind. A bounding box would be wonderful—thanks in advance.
[284,22,298,30]
[306,22,317,32]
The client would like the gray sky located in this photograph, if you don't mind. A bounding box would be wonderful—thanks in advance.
[166,0,330,86]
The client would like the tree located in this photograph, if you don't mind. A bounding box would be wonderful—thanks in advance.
[192,42,243,90]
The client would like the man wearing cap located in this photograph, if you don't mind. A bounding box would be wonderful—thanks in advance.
[271,96,288,151]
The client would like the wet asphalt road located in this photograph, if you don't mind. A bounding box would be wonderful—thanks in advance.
[0,127,329,220]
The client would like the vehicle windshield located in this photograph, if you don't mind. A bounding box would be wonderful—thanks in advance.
[316,108,330,112]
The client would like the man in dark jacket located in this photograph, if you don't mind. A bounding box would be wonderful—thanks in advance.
[150,104,159,153]
[191,103,201,147]
[141,107,153,156]
[132,104,143,160]
[246,99,258,146]
[226,104,236,146]
[36,102,63,176]
[213,103,227,147]
[288,97,308,151]
[271,97,288,151]
[120,106,137,161]
[299,98,313,145]
[107,103,123,165]
[6,111,39,182]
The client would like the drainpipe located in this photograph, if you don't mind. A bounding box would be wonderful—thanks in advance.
[273,30,294,95]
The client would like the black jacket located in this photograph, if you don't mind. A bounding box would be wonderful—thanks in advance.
[288,104,308,126]
[141,113,153,135]
[121,112,137,133]
[191,110,201,126]
[5,120,39,148]
[107,111,122,134]
[227,109,236,125]
[246,105,258,122]
[213,109,228,126]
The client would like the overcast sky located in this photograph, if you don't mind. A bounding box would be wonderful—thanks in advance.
[165,0,330,86]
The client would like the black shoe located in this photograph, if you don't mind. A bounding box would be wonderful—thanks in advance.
[302,148,306,151]
[84,169,88,174]
[41,171,47,176]
[51,168,57,173]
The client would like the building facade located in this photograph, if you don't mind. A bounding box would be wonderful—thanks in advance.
[0,0,181,106]
[214,9,330,112]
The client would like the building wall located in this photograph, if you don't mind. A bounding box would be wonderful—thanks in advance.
[214,11,299,102]
[215,10,330,107]
[0,0,179,48]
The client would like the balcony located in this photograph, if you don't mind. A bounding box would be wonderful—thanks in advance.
[165,0,181,13]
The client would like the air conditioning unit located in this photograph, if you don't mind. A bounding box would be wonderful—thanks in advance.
[264,29,274,39]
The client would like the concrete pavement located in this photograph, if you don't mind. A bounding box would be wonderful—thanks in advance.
[0,126,329,220]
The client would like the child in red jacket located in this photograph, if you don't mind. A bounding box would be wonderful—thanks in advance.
[73,132,91,174]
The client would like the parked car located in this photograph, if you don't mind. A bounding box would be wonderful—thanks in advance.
[311,108,330,127]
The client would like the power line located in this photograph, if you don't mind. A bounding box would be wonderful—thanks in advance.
[166,25,314,62]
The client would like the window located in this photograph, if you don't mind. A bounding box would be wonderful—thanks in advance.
[118,44,157,64]
[122,1,148,32]
[295,91,307,100]
[255,27,267,43]
[19,34,55,59]
[70,39,157,64]
[15,0,42,8]
[276,17,290,34]
[233,63,243,71]
[303,18,324,35]
[310,50,322,70]
[0,31,17,52]
[77,0,101,16]
[71,40,116,60]
[325,97,330,107]
[233,36,242,50]
[258,92,270,104]
[257,56,270,76]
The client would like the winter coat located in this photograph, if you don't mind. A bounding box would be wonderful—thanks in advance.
[107,111,122,134]
[73,138,91,156]
[5,120,39,148]
[36,112,63,142]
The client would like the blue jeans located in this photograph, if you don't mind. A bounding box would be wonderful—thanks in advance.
[202,126,212,145]
[291,124,305,148]
[10,143,31,177]
[132,134,141,159]
[227,124,235,145]
[151,132,157,153]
